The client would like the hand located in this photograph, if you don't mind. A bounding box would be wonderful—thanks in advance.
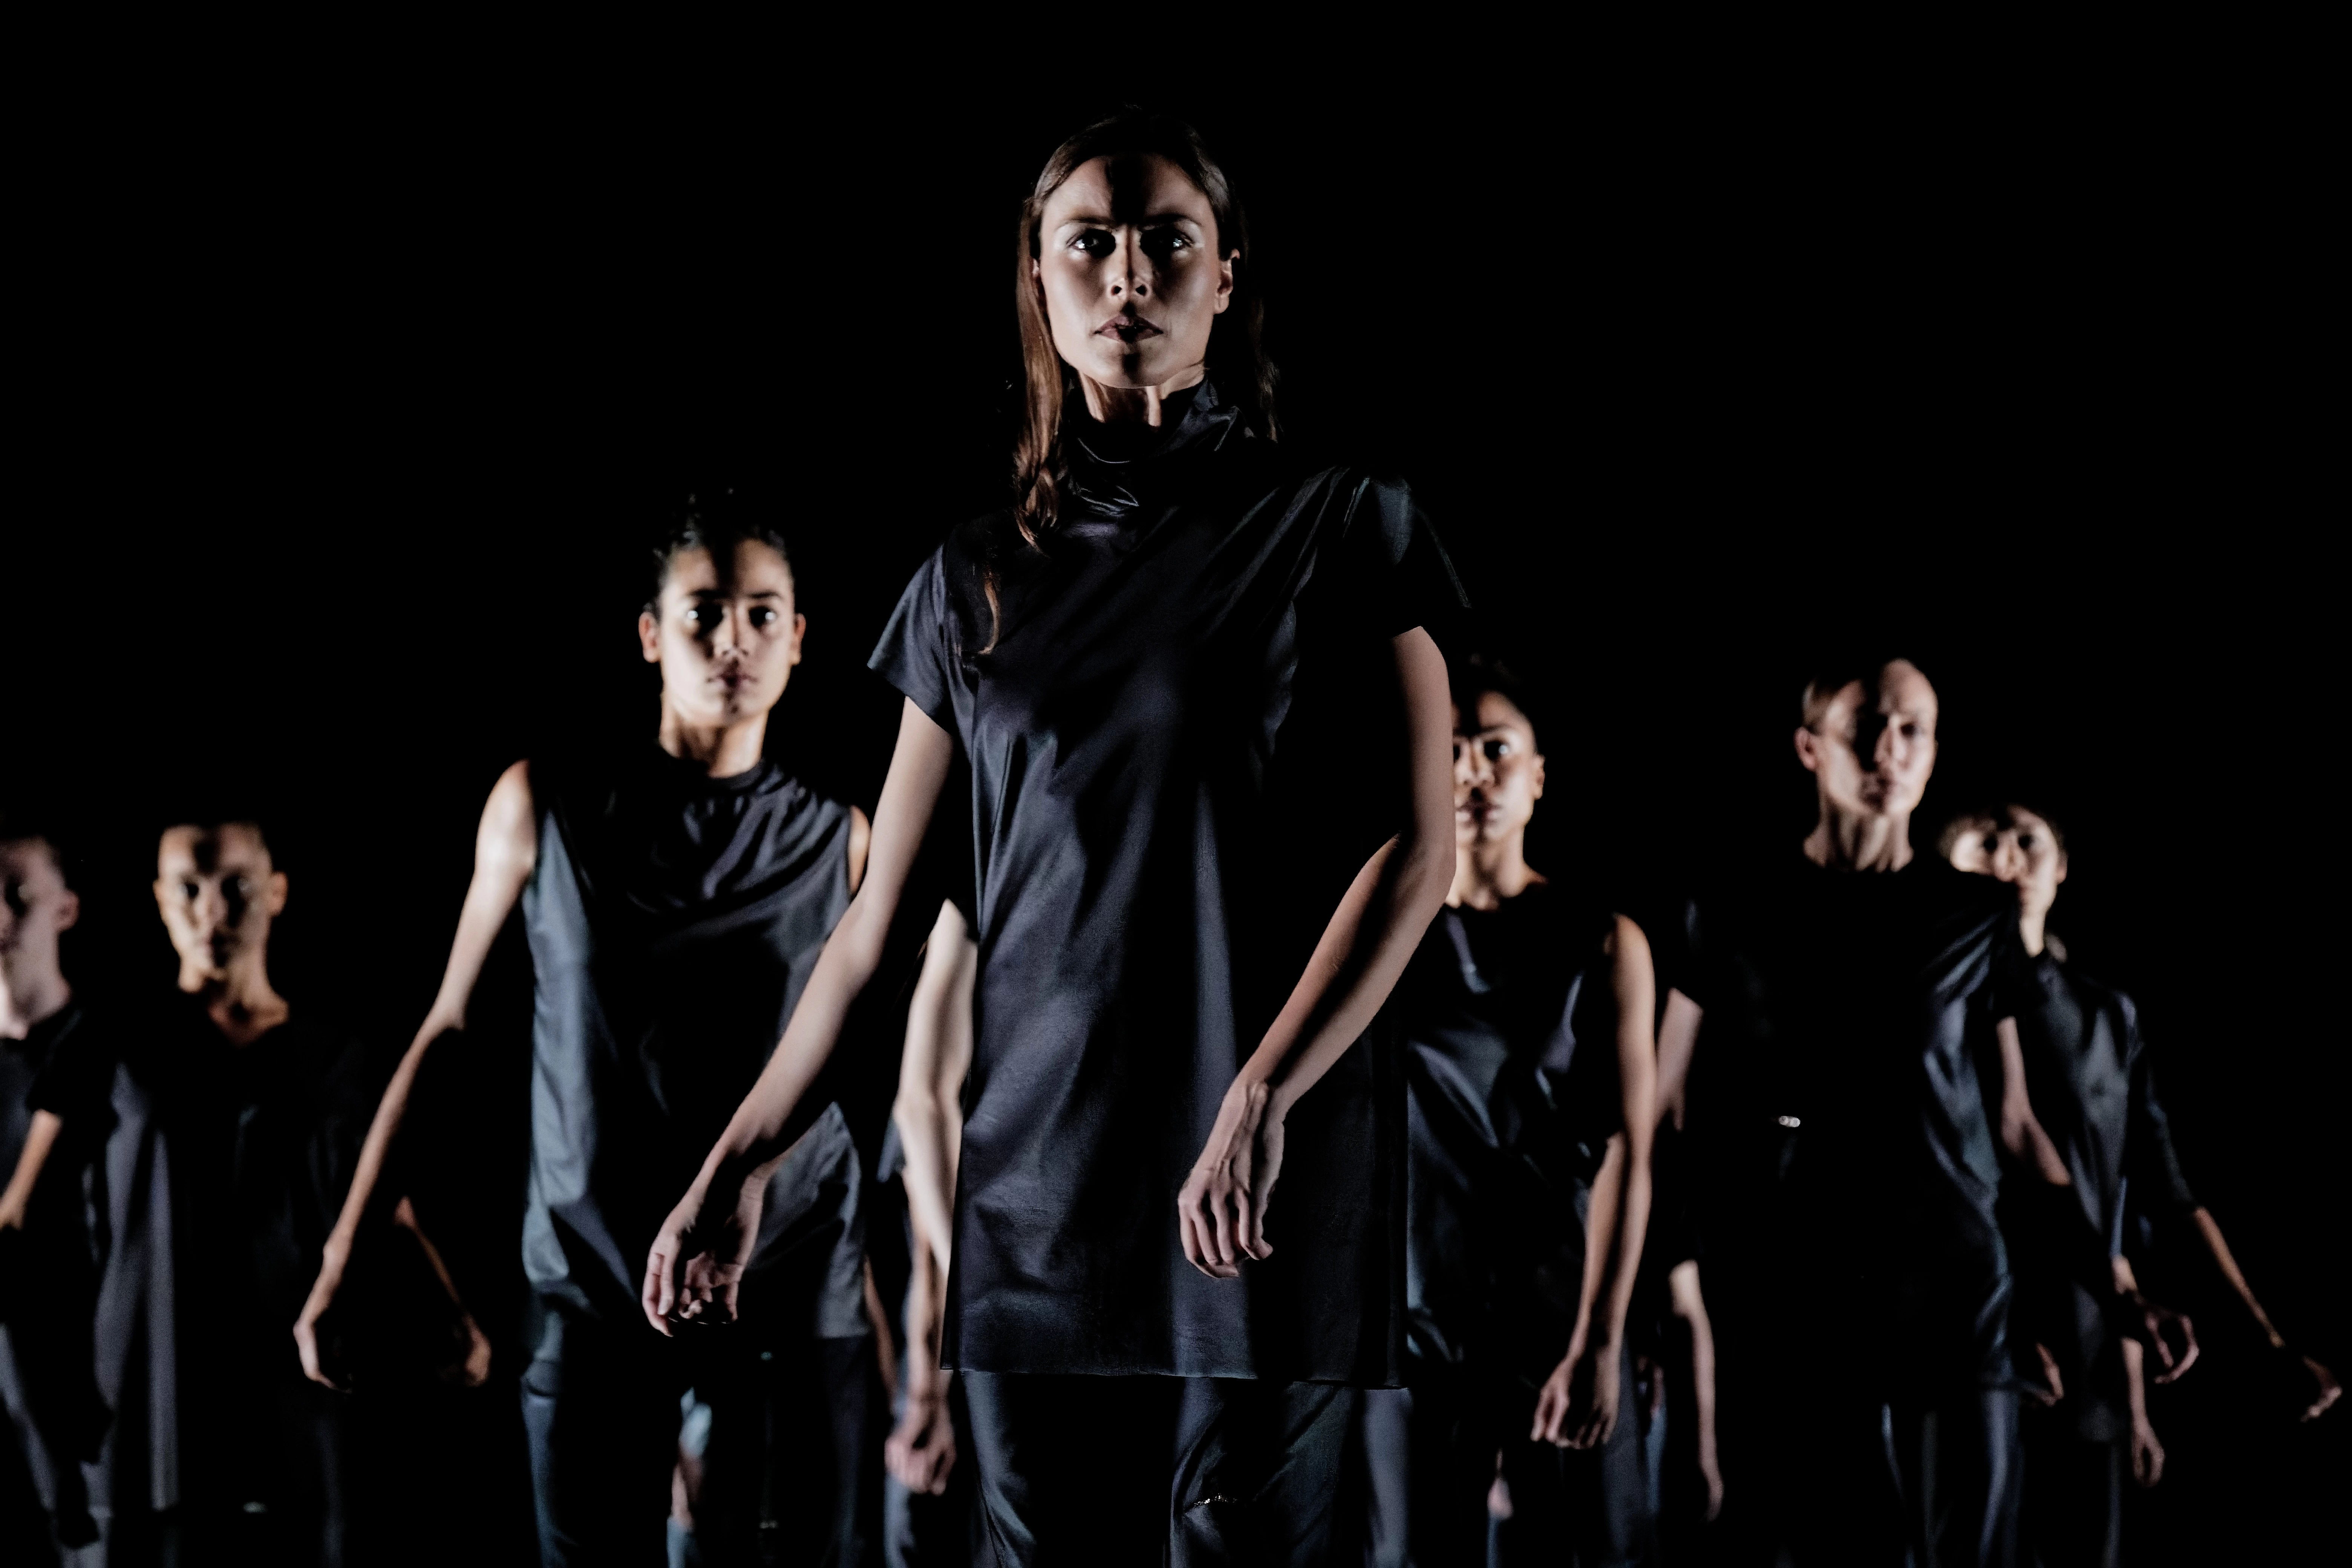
[0,1194,23,1231]
[2297,1354,2341,1422]
[2130,1415,2166,1488]
[884,1374,959,1495]
[1177,1078,1285,1279]
[642,1178,765,1336]
[1534,1333,1620,1449]
[294,1237,351,1390]
[2121,1292,2199,1384]
[2024,1341,2067,1408]
[444,1311,493,1388]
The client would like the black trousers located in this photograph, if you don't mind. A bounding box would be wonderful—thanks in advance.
[2017,1407,2121,1568]
[521,1306,874,1568]
[1358,1345,1651,1568]
[962,1372,1359,1567]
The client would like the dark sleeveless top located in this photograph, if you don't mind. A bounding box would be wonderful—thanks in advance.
[1396,885,1625,1378]
[522,748,865,1333]
[2009,952,2198,1437]
[871,379,1464,1381]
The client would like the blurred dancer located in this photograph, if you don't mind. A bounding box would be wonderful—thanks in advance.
[295,496,877,1566]
[646,109,1460,1563]
[880,899,980,1565]
[92,814,441,1566]
[1666,658,2195,1566]
[0,821,109,1562]
[1358,660,1657,1566]
[1943,803,2338,1564]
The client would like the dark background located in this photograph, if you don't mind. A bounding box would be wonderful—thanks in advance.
[4,63,2337,1562]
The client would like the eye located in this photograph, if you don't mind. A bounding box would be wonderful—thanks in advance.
[1139,227,1192,263]
[748,606,777,628]
[685,605,715,628]
[184,881,201,900]
[1483,739,1510,762]
[1069,229,1115,259]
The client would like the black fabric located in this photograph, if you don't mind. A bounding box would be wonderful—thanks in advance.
[961,1370,1360,1567]
[521,1307,877,1568]
[870,377,1464,1381]
[521,747,863,1329]
[1395,887,1623,1378]
[2019,1410,2122,1568]
[1673,854,2028,1397]
[1358,1344,1651,1568]
[0,1000,110,1553]
[97,1000,374,1565]
[2007,952,2197,1443]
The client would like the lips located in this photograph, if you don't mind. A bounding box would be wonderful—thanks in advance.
[1097,313,1163,343]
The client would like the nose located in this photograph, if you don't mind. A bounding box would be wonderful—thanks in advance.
[1989,838,2026,883]
[1110,231,1152,303]
[711,606,743,655]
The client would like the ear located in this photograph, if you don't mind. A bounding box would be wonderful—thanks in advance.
[265,871,289,917]
[1529,752,1547,801]
[153,879,170,917]
[1213,250,1237,314]
[788,611,807,667]
[1794,726,1822,774]
[2054,853,2068,887]
[54,889,80,934]
[639,609,662,664]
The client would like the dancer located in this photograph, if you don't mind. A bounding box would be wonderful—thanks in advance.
[645,109,1460,1563]
[293,498,877,1566]
[0,821,109,1560]
[1665,658,2195,1566]
[1942,802,2339,1564]
[1358,659,1657,1566]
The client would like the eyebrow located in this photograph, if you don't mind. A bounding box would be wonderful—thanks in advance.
[1053,212,1205,230]
[687,589,786,600]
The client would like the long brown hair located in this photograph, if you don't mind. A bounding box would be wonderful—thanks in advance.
[1010,108,1278,550]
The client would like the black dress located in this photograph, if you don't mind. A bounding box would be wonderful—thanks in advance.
[518,746,873,1567]
[1365,885,1651,1566]
[1671,853,2033,1566]
[870,379,1463,1385]
[2008,950,2199,1566]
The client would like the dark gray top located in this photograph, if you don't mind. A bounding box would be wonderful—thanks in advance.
[522,747,865,1335]
[873,379,1464,1380]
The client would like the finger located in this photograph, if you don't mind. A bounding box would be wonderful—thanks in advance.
[1179,1208,1204,1274]
[2157,1323,2198,1383]
[1235,1183,1262,1262]
[1208,1187,1236,1269]
[721,1279,742,1323]
[643,1250,674,1335]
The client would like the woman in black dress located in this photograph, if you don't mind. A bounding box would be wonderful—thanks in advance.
[644,110,1461,1563]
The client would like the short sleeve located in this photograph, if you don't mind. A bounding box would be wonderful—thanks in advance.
[26,1010,112,1124]
[1334,476,1469,642]
[868,547,959,733]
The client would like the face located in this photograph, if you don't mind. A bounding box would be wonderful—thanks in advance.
[1454,691,1545,848]
[1946,807,2067,920]
[639,540,804,728]
[1035,154,1235,394]
[155,823,285,983]
[0,839,78,982]
[1796,660,1939,819]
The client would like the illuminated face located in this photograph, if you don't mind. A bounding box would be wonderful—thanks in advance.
[0,838,78,988]
[155,823,285,985]
[1800,660,1939,819]
[1453,691,1545,848]
[1947,806,2067,922]
[1035,153,1234,395]
[639,539,803,729]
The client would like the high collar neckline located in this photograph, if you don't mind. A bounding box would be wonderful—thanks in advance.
[1061,377,1248,521]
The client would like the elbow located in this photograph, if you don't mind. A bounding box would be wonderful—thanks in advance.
[1398,830,1453,922]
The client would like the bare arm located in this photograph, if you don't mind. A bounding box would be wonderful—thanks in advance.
[294,760,537,1386]
[2187,1207,2339,1420]
[1669,1260,1726,1519]
[1178,627,1455,1278]
[1655,987,1701,1132]
[0,1110,62,1231]
[646,700,955,1329]
[1536,916,1660,1447]
[895,900,976,1279]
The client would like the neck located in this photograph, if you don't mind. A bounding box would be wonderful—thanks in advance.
[2018,903,2050,957]
[658,708,769,778]
[0,964,72,1040]
[183,953,287,1047]
[1448,833,1545,911]
[1802,804,1913,873]
[1078,363,1206,426]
